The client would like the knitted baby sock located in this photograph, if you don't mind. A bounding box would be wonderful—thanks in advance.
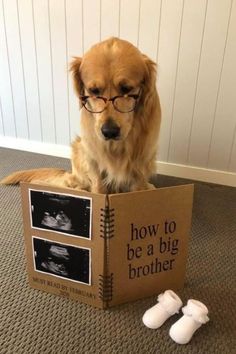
[169,299,209,344]
[142,290,183,329]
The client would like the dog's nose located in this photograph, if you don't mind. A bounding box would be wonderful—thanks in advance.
[101,119,120,140]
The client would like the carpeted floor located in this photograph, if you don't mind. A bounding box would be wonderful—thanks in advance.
[0,147,235,354]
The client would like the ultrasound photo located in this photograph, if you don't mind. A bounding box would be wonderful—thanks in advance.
[33,237,91,285]
[30,189,92,238]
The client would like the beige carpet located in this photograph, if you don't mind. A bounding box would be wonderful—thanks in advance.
[0,147,235,353]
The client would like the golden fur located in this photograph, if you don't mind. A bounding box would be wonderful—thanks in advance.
[1,38,161,194]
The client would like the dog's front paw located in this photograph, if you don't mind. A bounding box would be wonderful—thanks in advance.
[147,182,156,190]
[130,181,156,192]
[91,183,107,194]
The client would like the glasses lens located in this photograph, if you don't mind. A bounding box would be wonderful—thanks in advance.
[113,96,136,113]
[84,97,106,113]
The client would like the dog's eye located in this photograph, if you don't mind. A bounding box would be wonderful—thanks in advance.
[120,85,133,94]
[89,87,100,95]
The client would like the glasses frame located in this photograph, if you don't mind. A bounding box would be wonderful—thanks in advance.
[79,90,141,114]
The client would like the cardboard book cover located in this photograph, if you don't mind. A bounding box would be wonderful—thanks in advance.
[21,182,194,309]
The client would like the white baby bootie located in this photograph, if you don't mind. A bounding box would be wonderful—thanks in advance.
[142,290,183,329]
[169,299,209,344]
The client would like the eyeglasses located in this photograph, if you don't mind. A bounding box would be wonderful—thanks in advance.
[79,91,141,113]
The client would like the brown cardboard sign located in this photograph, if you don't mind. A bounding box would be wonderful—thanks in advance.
[21,182,194,309]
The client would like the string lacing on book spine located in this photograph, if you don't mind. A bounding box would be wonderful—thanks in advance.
[100,207,115,239]
[98,274,114,302]
[99,195,114,305]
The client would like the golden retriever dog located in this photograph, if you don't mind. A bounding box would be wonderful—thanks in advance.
[1,37,161,194]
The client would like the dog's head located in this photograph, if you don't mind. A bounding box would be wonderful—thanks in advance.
[70,38,157,142]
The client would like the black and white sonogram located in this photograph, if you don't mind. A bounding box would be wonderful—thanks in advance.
[30,190,92,238]
[33,237,91,285]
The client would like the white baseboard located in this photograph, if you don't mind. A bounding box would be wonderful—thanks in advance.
[0,136,71,159]
[157,161,236,187]
[1,136,235,187]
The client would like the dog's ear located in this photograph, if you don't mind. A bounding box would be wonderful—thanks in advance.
[142,54,157,98]
[70,57,83,97]
[138,54,158,117]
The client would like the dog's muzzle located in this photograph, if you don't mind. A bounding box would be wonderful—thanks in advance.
[101,119,120,140]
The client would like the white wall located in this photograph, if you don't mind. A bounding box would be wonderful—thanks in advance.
[0,0,236,186]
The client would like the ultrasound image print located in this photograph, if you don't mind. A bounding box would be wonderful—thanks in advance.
[30,190,92,238]
[33,237,91,285]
